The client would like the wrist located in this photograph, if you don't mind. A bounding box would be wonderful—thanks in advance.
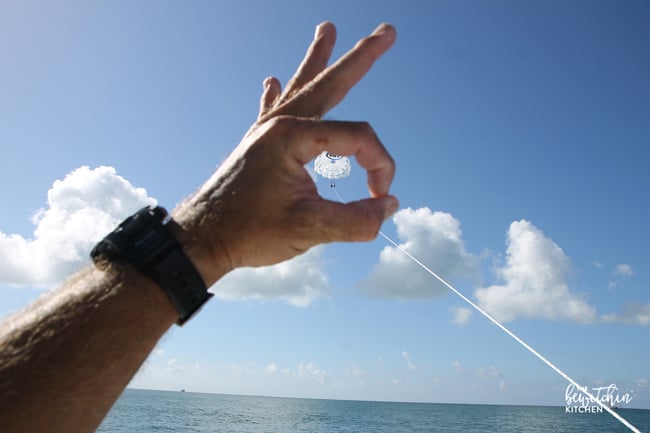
[168,203,234,289]
[91,206,215,325]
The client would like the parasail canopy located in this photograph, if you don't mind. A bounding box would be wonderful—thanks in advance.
[314,152,351,184]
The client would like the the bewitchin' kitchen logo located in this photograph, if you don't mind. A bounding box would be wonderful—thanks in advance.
[565,383,633,413]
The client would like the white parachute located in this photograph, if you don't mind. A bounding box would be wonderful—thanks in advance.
[313,151,351,187]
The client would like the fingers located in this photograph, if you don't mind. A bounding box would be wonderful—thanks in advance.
[258,77,281,119]
[266,23,396,120]
[268,116,395,198]
[279,22,337,106]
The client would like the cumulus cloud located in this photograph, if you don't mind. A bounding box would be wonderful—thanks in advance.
[614,264,634,278]
[0,166,155,287]
[601,303,650,326]
[265,362,290,375]
[213,246,328,306]
[359,208,479,299]
[474,220,596,323]
[449,306,473,326]
[298,362,326,383]
[1,165,329,306]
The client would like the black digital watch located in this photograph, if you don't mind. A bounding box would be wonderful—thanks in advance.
[90,205,212,325]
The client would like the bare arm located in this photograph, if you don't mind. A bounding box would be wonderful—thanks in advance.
[0,265,177,432]
[0,22,397,433]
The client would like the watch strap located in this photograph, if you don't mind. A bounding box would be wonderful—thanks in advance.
[91,206,212,325]
[147,237,213,325]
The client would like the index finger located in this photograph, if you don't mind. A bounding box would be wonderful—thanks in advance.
[262,23,397,121]
[278,22,337,105]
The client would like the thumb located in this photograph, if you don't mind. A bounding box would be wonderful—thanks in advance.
[312,195,399,243]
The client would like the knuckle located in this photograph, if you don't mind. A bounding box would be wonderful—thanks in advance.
[266,115,297,131]
[356,120,373,135]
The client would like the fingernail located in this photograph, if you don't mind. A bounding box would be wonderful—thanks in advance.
[314,22,325,40]
[384,195,399,220]
[372,23,396,39]
[314,21,334,40]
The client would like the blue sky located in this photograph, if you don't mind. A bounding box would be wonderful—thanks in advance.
[1,0,649,413]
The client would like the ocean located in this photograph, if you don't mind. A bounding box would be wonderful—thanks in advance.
[97,389,650,433]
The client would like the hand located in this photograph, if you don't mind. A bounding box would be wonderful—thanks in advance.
[172,22,399,286]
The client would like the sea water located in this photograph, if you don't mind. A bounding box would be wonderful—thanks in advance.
[97,388,650,433]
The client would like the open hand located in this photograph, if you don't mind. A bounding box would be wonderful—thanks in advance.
[172,22,399,286]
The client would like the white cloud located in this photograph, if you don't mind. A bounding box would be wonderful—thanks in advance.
[601,303,650,326]
[474,220,596,323]
[608,264,634,291]
[614,264,634,278]
[0,166,155,288]
[2,166,328,307]
[449,306,473,326]
[213,246,328,307]
[401,351,417,371]
[298,362,326,383]
[359,208,479,299]
[476,366,500,379]
[265,362,290,375]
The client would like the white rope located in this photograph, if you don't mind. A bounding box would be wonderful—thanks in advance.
[332,187,641,433]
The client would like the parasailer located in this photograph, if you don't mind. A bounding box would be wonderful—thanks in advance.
[313,151,351,187]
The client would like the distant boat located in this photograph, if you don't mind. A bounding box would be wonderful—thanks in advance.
[180,389,186,393]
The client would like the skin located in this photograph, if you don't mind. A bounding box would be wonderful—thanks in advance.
[0,22,397,433]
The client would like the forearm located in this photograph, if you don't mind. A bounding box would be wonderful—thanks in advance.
[0,263,177,433]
